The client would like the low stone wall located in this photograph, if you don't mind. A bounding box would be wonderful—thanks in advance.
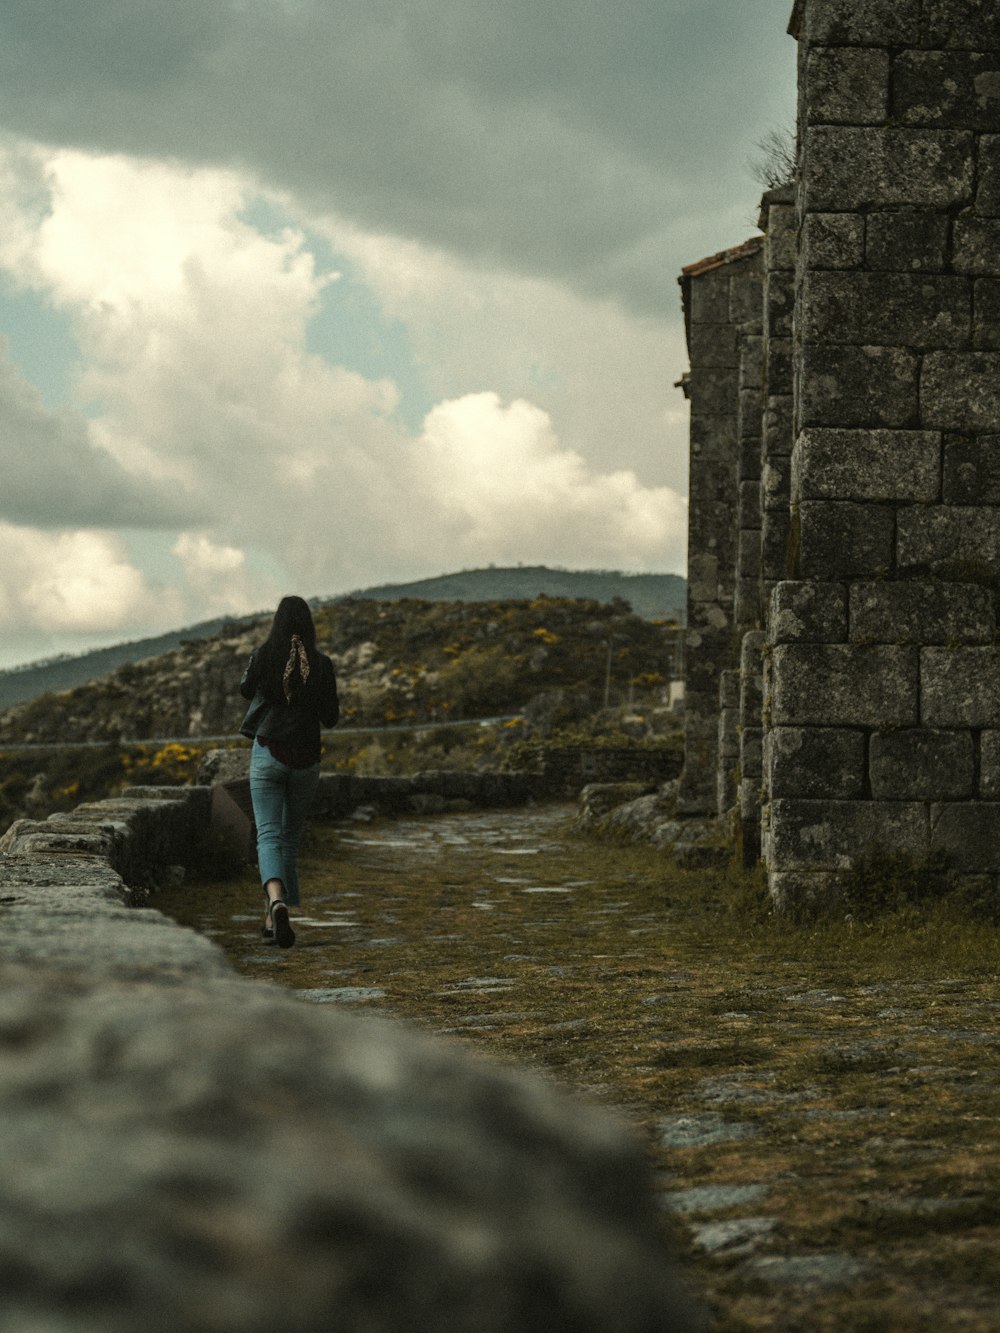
[540,745,683,797]
[0,782,698,1330]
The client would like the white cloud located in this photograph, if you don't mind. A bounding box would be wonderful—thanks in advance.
[0,146,689,659]
[0,524,175,635]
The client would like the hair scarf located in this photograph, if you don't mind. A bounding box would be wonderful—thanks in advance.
[282,633,310,702]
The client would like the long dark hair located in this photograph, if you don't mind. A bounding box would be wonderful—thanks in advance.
[258,595,318,703]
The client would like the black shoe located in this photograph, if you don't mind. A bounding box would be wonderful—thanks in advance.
[271,900,295,949]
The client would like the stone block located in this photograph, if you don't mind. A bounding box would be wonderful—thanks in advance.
[739,389,762,443]
[719,709,740,762]
[942,434,1000,502]
[770,644,918,726]
[770,581,848,643]
[801,273,970,348]
[807,46,889,124]
[802,212,865,270]
[689,269,731,324]
[980,730,1000,796]
[801,0,919,45]
[741,727,763,779]
[798,501,894,579]
[799,345,919,429]
[922,1,1000,52]
[978,136,1000,214]
[974,280,1000,350]
[897,505,1000,572]
[739,480,761,528]
[761,511,792,581]
[850,580,995,644]
[768,872,844,913]
[686,551,719,602]
[740,629,765,682]
[719,668,741,711]
[864,211,950,272]
[869,728,974,800]
[690,413,737,463]
[765,337,793,390]
[738,534,762,580]
[804,128,974,211]
[921,646,1000,726]
[762,455,791,510]
[793,428,941,502]
[740,434,761,482]
[768,798,928,872]
[765,726,865,798]
[689,323,739,369]
[765,276,795,338]
[740,336,764,390]
[930,804,1000,873]
[765,205,798,272]
[894,51,1000,130]
[953,219,1000,275]
[729,258,763,323]
[920,352,1000,430]
[735,579,762,631]
[764,395,794,456]
[689,367,739,415]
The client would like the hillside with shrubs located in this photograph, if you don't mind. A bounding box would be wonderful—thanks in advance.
[0,596,683,833]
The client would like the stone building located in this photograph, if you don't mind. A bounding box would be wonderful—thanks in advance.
[678,0,1000,906]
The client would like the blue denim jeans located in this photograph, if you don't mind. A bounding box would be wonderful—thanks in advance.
[249,740,320,907]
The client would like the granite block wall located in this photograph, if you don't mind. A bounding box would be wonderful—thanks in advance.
[680,0,1000,906]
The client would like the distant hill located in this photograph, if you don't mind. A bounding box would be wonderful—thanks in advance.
[0,567,684,710]
[341,567,685,622]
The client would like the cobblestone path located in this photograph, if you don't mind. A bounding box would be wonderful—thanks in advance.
[158,803,1000,1332]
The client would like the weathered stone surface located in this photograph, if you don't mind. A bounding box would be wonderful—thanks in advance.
[979,730,1000,797]
[801,0,919,45]
[979,135,1000,214]
[799,345,919,429]
[801,272,970,347]
[793,428,940,502]
[766,727,865,799]
[921,352,1000,429]
[894,50,1000,129]
[690,412,737,462]
[762,511,792,581]
[897,505,1000,572]
[869,729,975,800]
[769,799,928,872]
[768,872,844,914]
[798,501,894,579]
[739,391,761,446]
[864,211,950,271]
[689,366,739,414]
[974,279,1000,349]
[802,212,865,270]
[807,46,889,124]
[803,128,974,211]
[953,218,1000,275]
[769,645,918,726]
[689,267,731,323]
[921,647,1000,726]
[770,582,848,644]
[764,205,798,272]
[740,434,762,482]
[922,0,1000,52]
[762,454,791,510]
[729,255,763,322]
[690,322,739,368]
[741,727,763,780]
[720,668,741,711]
[739,337,764,390]
[765,277,795,337]
[0,969,697,1333]
[931,804,1000,873]
[943,434,1000,502]
[764,395,794,456]
[737,534,762,579]
[849,581,995,644]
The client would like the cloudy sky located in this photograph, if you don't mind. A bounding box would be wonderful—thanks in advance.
[0,0,796,668]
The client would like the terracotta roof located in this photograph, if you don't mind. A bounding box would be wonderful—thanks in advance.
[680,235,764,281]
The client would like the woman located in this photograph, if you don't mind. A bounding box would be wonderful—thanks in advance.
[239,596,340,947]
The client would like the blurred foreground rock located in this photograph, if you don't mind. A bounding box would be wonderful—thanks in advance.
[0,786,703,1332]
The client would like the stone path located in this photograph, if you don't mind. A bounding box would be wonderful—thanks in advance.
[157,803,1000,1332]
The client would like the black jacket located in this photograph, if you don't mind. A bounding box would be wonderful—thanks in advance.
[239,646,340,748]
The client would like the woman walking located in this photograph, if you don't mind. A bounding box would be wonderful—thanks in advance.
[239,596,339,947]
